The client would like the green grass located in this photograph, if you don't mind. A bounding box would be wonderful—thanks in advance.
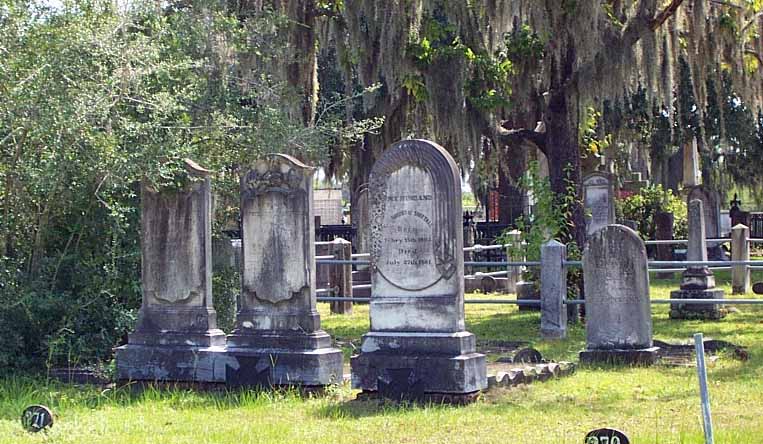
[2,272,763,443]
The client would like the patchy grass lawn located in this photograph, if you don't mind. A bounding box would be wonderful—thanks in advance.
[1,271,762,444]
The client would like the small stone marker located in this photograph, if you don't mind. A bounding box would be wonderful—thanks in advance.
[226,154,343,387]
[583,172,615,236]
[21,405,53,432]
[585,428,630,444]
[753,282,763,294]
[670,199,725,320]
[580,225,659,365]
[116,159,227,382]
[351,139,487,400]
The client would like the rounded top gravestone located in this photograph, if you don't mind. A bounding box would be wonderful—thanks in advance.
[368,139,465,332]
[583,224,652,350]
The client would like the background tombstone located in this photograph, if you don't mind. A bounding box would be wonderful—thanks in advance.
[687,185,723,258]
[580,225,659,365]
[683,137,702,187]
[226,154,343,387]
[354,183,370,255]
[670,199,726,320]
[351,139,487,399]
[583,172,615,236]
[654,211,675,279]
[731,224,750,294]
[116,159,227,382]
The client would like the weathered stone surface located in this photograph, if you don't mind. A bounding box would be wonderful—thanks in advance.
[732,224,751,294]
[117,160,226,382]
[517,281,540,312]
[226,154,342,387]
[687,186,721,239]
[505,230,522,293]
[583,172,615,236]
[580,224,658,366]
[351,139,486,397]
[540,240,567,338]
[654,211,675,279]
[683,138,701,187]
[670,199,726,320]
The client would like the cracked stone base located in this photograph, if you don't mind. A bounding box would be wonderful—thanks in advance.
[116,345,231,382]
[224,348,344,387]
[669,289,726,320]
[579,347,660,366]
[350,332,487,396]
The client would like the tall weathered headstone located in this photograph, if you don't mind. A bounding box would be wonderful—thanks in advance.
[583,172,615,236]
[580,225,659,365]
[226,154,343,387]
[670,199,726,320]
[732,224,751,294]
[351,139,486,399]
[683,137,701,187]
[117,160,227,382]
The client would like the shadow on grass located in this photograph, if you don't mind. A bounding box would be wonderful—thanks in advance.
[314,395,463,420]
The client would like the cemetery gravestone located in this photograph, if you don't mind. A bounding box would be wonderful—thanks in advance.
[670,199,726,320]
[580,225,659,365]
[351,139,487,399]
[354,183,371,257]
[226,154,343,387]
[687,186,721,239]
[654,211,675,279]
[583,172,615,236]
[585,428,630,444]
[683,138,701,187]
[116,160,228,382]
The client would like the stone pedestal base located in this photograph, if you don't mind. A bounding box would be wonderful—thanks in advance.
[224,348,343,387]
[579,347,660,366]
[350,332,487,398]
[669,288,726,320]
[116,345,231,382]
[517,281,540,312]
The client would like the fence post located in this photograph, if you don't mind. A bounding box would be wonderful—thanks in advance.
[329,238,353,314]
[732,224,750,294]
[541,240,567,339]
[505,230,522,294]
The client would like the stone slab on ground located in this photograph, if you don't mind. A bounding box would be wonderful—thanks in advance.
[486,361,576,390]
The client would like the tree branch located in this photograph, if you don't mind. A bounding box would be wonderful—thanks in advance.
[621,0,685,48]
[650,0,685,31]
[493,124,547,155]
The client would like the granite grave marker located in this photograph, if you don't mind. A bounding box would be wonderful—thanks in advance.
[670,199,726,319]
[351,139,487,399]
[580,225,659,365]
[116,160,227,382]
[226,154,343,387]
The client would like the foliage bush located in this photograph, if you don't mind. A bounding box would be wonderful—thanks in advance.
[499,161,582,299]
[617,184,688,240]
[0,1,377,373]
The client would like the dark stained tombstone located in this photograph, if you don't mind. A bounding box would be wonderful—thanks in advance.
[21,405,53,432]
[654,211,675,279]
[583,172,615,236]
[226,154,343,387]
[580,225,659,365]
[670,199,726,320]
[753,282,763,295]
[351,139,487,399]
[585,428,630,444]
[116,159,227,382]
